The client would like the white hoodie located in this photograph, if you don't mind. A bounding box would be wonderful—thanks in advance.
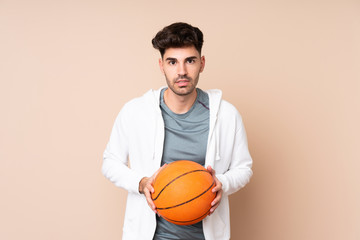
[102,87,253,240]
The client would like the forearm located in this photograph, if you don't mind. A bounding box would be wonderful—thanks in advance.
[102,151,144,193]
[216,166,252,195]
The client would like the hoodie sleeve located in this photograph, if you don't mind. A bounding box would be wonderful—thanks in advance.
[215,110,253,196]
[102,104,144,194]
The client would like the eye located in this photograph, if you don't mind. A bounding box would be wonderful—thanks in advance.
[187,59,195,64]
[168,60,176,65]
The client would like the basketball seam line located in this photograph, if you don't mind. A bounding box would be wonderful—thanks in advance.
[162,209,211,224]
[156,180,215,210]
[152,169,209,201]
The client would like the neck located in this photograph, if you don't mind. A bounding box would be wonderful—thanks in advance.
[164,88,197,114]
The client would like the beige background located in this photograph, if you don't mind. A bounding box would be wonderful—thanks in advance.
[1,0,359,239]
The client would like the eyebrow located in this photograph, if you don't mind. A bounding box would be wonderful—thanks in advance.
[165,56,198,61]
[165,57,177,61]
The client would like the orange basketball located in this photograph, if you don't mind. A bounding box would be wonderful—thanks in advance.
[151,160,216,225]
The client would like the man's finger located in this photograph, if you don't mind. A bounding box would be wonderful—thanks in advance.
[211,192,222,206]
[209,201,220,214]
[212,179,222,192]
[207,165,215,175]
[144,189,157,212]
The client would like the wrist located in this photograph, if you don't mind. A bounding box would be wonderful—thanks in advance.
[138,177,148,194]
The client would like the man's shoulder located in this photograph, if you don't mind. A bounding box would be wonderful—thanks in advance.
[219,99,238,112]
[201,88,240,116]
[120,88,162,115]
[124,88,160,106]
[217,98,243,122]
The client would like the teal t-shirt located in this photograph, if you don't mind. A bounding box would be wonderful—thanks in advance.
[153,88,209,240]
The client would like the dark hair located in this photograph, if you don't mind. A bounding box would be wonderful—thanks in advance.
[152,22,204,57]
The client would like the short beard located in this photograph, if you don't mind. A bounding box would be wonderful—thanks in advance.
[165,74,199,96]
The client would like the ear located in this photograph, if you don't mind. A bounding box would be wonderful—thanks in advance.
[159,58,165,74]
[200,56,205,73]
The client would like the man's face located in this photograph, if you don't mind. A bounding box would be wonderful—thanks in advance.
[159,46,205,96]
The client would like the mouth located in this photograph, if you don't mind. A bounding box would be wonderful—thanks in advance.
[176,79,189,87]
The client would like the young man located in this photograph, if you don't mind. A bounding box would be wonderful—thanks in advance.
[102,22,253,240]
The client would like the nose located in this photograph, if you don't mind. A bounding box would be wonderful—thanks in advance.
[177,62,187,76]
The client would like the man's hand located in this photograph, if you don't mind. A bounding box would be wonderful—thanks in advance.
[207,166,223,215]
[139,164,167,213]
